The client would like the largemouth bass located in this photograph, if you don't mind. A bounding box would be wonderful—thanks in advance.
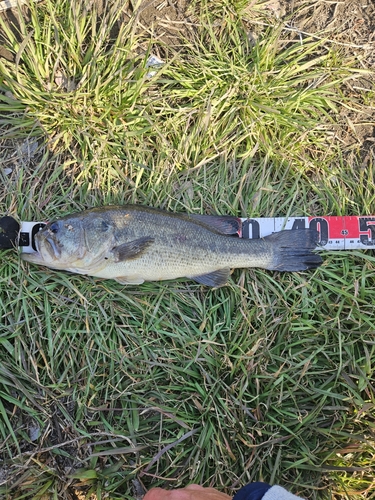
[22,205,322,286]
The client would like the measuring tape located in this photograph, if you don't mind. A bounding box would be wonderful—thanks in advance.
[239,216,375,250]
[1,215,375,253]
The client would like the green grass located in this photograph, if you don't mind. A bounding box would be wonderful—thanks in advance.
[0,0,374,499]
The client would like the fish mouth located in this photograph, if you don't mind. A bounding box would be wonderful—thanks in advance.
[37,234,62,261]
[22,234,64,267]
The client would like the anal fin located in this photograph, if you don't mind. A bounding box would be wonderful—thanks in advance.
[189,268,231,287]
[115,276,145,285]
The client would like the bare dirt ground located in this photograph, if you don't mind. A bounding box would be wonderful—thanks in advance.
[134,0,375,164]
[280,0,375,166]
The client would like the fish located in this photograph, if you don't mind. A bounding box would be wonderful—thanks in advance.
[22,205,322,287]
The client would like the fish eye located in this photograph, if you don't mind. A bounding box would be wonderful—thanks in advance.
[49,222,59,234]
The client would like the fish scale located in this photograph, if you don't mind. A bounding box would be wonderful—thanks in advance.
[21,205,322,287]
[82,208,273,283]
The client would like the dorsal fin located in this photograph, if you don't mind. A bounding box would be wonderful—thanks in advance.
[187,214,241,236]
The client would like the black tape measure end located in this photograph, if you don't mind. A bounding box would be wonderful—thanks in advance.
[0,216,20,249]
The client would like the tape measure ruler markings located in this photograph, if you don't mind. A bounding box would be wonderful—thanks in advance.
[1,215,375,253]
[239,216,375,250]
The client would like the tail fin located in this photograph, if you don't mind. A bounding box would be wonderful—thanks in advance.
[265,229,322,271]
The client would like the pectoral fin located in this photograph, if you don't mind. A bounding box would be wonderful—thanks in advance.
[189,268,231,287]
[111,236,154,262]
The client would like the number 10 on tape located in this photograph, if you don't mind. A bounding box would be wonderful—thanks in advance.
[240,216,375,250]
